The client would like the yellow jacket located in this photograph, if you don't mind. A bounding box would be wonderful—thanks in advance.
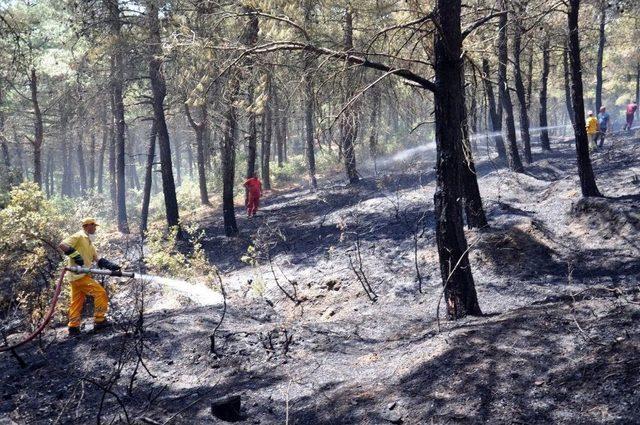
[586,116,599,134]
[62,230,98,281]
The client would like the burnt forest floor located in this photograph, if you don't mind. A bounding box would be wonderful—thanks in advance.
[2,134,640,424]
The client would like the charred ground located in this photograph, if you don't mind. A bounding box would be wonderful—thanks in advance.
[2,136,640,424]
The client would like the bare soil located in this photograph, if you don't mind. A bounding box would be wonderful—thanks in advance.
[2,135,640,424]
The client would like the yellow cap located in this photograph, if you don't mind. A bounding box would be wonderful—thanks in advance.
[82,217,99,226]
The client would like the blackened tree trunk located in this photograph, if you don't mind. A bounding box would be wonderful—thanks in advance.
[595,2,606,113]
[221,74,240,236]
[274,88,284,168]
[563,42,576,126]
[513,16,532,164]
[482,58,507,159]
[29,69,44,188]
[141,120,157,233]
[568,0,601,197]
[369,84,380,173]
[261,74,272,190]
[461,106,488,229]
[146,0,181,229]
[242,6,259,179]
[105,0,129,233]
[539,39,551,150]
[185,103,210,205]
[127,136,141,190]
[526,50,534,110]
[247,82,258,177]
[433,0,482,319]
[303,0,317,189]
[341,7,360,184]
[497,6,524,172]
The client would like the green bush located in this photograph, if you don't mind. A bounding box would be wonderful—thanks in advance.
[0,182,68,319]
[272,154,307,185]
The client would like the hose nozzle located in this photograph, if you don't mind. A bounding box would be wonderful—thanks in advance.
[65,266,135,278]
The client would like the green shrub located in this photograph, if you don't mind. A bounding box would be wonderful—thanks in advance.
[0,182,68,319]
[272,154,307,185]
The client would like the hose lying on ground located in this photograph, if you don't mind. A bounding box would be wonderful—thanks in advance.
[0,267,135,353]
[0,269,67,353]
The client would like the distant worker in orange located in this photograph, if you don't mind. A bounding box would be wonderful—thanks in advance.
[624,100,638,131]
[243,172,262,218]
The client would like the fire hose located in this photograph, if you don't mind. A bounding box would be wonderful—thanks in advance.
[0,266,135,353]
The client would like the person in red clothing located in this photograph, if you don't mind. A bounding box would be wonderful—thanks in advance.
[624,100,638,131]
[243,173,262,218]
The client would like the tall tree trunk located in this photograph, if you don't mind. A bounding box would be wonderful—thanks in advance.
[105,0,129,233]
[563,41,576,126]
[89,132,96,190]
[97,103,108,193]
[146,0,181,229]
[173,137,182,186]
[461,105,488,229]
[341,6,360,184]
[0,86,10,168]
[141,120,157,233]
[186,137,194,179]
[369,84,380,173]
[242,6,259,179]
[60,110,73,197]
[274,88,284,168]
[77,140,87,196]
[434,0,482,319]
[482,58,507,159]
[513,15,532,164]
[282,103,288,163]
[29,69,44,187]
[595,3,606,113]
[185,103,210,205]
[568,0,601,197]
[539,39,551,150]
[261,74,272,190]
[636,62,640,113]
[303,0,317,189]
[497,5,524,172]
[108,108,116,209]
[221,74,239,236]
[525,50,534,109]
[45,151,53,197]
[14,128,24,178]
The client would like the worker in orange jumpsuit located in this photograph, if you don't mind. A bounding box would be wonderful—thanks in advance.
[58,218,119,336]
[243,173,262,218]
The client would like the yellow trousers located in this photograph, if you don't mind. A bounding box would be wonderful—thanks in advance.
[68,275,108,328]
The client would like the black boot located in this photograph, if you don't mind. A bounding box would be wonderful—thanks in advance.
[68,326,81,337]
[93,320,112,332]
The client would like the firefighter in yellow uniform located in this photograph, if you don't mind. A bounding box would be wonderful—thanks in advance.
[586,111,599,152]
[59,218,117,336]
